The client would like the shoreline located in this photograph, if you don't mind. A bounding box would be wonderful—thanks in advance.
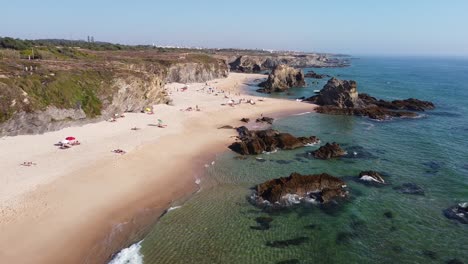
[0,73,317,263]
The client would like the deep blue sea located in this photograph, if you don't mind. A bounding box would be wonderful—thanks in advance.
[112,57,468,264]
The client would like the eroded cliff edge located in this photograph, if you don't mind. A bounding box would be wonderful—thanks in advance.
[0,51,228,136]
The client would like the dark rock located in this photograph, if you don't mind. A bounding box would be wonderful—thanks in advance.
[228,126,318,155]
[240,117,250,123]
[422,250,438,260]
[257,65,306,93]
[275,160,294,165]
[383,211,394,219]
[254,172,348,205]
[443,202,468,224]
[336,231,357,244]
[308,78,363,108]
[266,236,309,248]
[256,116,274,124]
[250,216,274,230]
[312,142,346,159]
[276,259,300,264]
[393,183,425,195]
[306,78,434,120]
[304,70,329,79]
[358,171,386,185]
[446,258,464,264]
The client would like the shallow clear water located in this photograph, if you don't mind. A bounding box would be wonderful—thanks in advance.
[136,57,468,264]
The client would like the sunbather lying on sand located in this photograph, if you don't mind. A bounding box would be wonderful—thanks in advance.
[20,161,37,167]
[112,149,126,154]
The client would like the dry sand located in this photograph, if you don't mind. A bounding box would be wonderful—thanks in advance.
[0,73,317,263]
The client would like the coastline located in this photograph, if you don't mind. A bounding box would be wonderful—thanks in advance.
[0,73,317,263]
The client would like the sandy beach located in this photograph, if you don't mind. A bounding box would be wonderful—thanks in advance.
[0,73,316,263]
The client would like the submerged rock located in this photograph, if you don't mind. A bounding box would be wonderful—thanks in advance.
[266,236,309,248]
[257,65,306,93]
[393,183,425,195]
[276,259,300,264]
[250,216,274,230]
[306,78,434,120]
[312,142,346,159]
[228,126,319,155]
[254,172,348,205]
[358,171,386,185]
[443,202,468,224]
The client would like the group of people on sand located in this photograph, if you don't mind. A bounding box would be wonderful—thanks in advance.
[224,98,258,107]
[180,105,201,112]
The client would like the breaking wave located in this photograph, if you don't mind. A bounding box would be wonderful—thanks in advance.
[108,240,143,264]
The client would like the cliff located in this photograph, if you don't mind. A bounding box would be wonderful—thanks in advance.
[224,54,349,73]
[0,50,229,136]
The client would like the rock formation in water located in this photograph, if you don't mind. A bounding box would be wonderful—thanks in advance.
[257,65,306,93]
[358,171,386,185]
[306,78,435,120]
[304,71,330,79]
[254,172,348,205]
[443,202,467,224]
[228,126,319,155]
[312,142,346,159]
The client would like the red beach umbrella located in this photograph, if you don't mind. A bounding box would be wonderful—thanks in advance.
[65,136,76,141]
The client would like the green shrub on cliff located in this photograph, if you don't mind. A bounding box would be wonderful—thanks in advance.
[0,70,114,122]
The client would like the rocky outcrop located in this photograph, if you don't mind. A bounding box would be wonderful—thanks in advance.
[256,116,274,124]
[312,142,346,159]
[443,202,468,224]
[228,56,262,73]
[225,54,350,73]
[308,78,363,108]
[257,65,305,93]
[166,61,228,83]
[254,172,348,205]
[307,78,434,120]
[304,71,330,79]
[358,171,385,185]
[228,126,319,155]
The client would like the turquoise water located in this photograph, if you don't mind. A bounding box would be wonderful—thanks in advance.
[138,57,468,263]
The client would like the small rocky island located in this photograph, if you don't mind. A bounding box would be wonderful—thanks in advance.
[312,142,346,159]
[228,126,319,155]
[257,65,305,93]
[307,77,435,120]
[254,172,348,205]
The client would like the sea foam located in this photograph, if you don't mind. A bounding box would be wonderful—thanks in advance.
[108,240,143,264]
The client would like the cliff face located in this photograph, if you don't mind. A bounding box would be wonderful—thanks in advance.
[257,65,305,93]
[0,56,229,137]
[226,54,349,73]
[166,62,228,83]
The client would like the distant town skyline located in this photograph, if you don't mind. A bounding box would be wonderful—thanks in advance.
[2,0,468,56]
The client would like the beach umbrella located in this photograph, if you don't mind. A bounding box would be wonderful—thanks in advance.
[65,136,76,140]
[60,139,70,144]
[157,119,163,124]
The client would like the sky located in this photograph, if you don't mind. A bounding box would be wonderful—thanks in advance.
[2,0,468,56]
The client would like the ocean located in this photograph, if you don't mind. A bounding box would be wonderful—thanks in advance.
[110,56,468,264]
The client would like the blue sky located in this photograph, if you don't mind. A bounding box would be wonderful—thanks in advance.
[2,0,468,56]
